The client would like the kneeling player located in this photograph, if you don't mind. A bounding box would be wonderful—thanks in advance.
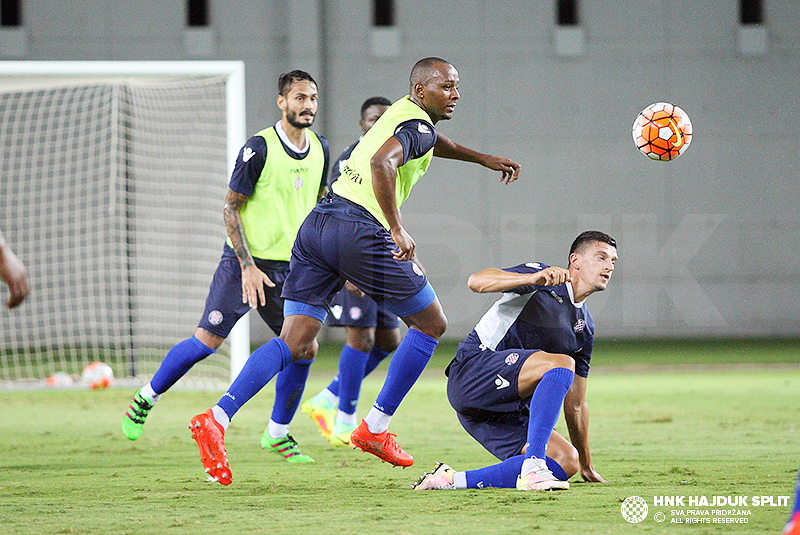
[414,231,616,491]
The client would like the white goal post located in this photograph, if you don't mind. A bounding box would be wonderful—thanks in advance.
[0,61,250,386]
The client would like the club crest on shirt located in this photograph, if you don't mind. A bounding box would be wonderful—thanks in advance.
[208,310,223,326]
[294,176,303,189]
[573,318,586,333]
[505,353,519,365]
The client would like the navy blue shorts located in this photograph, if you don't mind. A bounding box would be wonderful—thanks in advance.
[327,287,400,329]
[282,194,435,318]
[446,342,540,460]
[197,244,289,338]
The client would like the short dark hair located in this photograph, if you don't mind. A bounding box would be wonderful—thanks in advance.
[278,70,317,96]
[409,57,451,87]
[360,96,392,117]
[569,230,617,259]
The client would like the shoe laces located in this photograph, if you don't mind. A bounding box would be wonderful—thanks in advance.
[270,434,302,454]
[127,394,152,423]
[525,459,556,481]
[382,432,402,452]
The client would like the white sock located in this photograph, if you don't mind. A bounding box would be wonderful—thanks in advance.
[319,388,338,406]
[267,419,290,439]
[453,471,467,489]
[211,405,230,431]
[139,383,161,404]
[336,410,358,427]
[363,407,391,434]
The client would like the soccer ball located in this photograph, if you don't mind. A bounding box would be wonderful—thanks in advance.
[45,371,74,387]
[81,361,114,389]
[632,102,692,161]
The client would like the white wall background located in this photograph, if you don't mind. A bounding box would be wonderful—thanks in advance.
[4,0,799,341]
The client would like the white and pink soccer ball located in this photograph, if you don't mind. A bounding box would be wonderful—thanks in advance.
[81,361,114,389]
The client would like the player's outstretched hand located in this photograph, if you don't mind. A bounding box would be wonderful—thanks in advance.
[483,155,520,184]
[581,465,610,484]
[390,227,415,262]
[241,265,274,308]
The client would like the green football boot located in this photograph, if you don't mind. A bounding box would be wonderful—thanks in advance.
[122,389,154,440]
[261,432,315,463]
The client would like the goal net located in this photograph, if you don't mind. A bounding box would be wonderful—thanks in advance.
[0,61,248,388]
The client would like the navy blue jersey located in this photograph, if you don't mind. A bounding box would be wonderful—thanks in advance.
[229,126,330,197]
[328,140,359,187]
[392,118,438,164]
[464,262,594,378]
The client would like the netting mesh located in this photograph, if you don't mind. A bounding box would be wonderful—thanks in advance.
[0,75,232,387]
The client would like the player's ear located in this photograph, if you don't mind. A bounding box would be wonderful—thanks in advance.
[277,93,286,110]
[569,252,580,269]
[413,82,425,100]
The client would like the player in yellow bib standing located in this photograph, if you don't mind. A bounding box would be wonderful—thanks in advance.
[189,57,520,485]
[122,70,329,469]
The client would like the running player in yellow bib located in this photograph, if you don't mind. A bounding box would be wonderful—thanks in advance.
[189,57,520,485]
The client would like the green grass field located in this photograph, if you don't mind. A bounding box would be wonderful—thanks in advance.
[1,340,798,534]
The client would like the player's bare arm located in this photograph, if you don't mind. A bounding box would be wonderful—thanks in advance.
[223,188,275,308]
[0,231,29,309]
[467,267,571,293]
[433,132,520,184]
[370,137,415,262]
[563,376,609,483]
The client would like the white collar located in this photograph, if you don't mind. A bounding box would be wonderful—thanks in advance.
[566,281,585,308]
[275,121,309,154]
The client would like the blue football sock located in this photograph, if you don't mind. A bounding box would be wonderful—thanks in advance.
[337,344,370,415]
[465,456,524,489]
[526,367,575,459]
[325,345,390,397]
[217,337,292,420]
[373,328,437,416]
[463,455,569,488]
[364,345,390,375]
[150,336,215,394]
[270,358,313,425]
[546,457,570,481]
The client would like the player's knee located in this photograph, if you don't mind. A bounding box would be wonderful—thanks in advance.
[279,315,322,360]
[404,298,447,339]
[423,313,447,339]
[556,443,580,479]
[280,330,318,361]
[375,328,401,353]
[550,353,575,373]
[346,328,375,353]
